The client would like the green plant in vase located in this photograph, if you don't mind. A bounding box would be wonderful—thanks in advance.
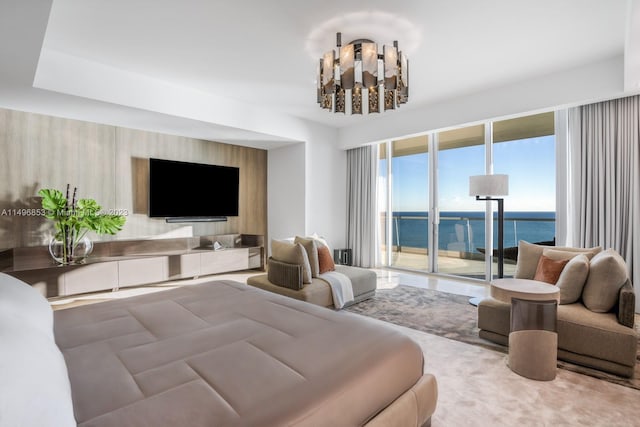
[38,185,126,265]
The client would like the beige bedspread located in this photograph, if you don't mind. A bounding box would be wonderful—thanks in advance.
[54,280,432,426]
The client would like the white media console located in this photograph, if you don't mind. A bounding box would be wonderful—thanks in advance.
[0,234,264,298]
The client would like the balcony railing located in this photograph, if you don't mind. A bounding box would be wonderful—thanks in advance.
[379,212,555,275]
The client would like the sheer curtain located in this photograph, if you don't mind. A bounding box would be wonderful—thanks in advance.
[346,145,378,267]
[568,95,640,306]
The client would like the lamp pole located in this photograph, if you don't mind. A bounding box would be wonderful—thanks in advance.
[468,173,508,306]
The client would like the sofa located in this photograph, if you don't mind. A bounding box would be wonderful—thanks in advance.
[247,236,376,308]
[478,241,638,377]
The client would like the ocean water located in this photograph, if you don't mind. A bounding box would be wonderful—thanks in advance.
[389,211,555,253]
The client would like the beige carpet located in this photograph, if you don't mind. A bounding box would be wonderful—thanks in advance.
[346,285,640,390]
[377,320,640,427]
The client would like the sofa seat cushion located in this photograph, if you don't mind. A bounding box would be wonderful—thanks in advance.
[248,266,377,309]
[334,265,377,296]
[477,298,638,369]
[477,298,511,337]
[247,275,333,307]
[557,303,637,367]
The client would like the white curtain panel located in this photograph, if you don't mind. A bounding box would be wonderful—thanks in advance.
[568,95,640,307]
[346,145,378,268]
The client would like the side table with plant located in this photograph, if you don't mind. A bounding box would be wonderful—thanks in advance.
[38,185,126,265]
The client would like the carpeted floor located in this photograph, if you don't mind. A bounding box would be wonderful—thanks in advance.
[345,285,640,390]
[391,323,640,427]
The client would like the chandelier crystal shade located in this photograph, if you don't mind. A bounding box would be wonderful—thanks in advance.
[317,32,409,114]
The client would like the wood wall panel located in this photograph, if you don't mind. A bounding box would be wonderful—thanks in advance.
[0,108,267,249]
[0,109,115,249]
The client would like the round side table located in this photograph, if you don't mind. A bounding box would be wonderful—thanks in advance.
[490,278,560,381]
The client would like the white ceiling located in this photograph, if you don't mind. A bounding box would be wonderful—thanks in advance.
[0,0,638,148]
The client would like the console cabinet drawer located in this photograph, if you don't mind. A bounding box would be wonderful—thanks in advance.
[248,247,263,269]
[168,253,201,279]
[200,249,249,275]
[64,262,119,295]
[118,257,168,287]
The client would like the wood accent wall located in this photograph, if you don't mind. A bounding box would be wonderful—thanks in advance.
[0,108,267,249]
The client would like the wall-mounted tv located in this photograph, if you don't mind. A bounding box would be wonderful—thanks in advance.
[148,158,239,219]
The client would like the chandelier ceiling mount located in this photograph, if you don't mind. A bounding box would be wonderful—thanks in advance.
[317,32,409,115]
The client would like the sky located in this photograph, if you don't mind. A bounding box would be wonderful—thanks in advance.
[381,135,556,212]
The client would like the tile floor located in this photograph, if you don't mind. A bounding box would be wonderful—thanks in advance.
[373,268,490,298]
[50,267,491,309]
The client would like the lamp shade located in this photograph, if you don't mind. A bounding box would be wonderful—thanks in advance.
[469,174,509,196]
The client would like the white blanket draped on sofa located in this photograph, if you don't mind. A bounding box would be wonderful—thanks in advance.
[319,271,354,309]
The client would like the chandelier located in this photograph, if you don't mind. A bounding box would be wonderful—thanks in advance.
[317,32,409,115]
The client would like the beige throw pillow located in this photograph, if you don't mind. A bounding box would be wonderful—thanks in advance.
[294,236,319,278]
[542,249,581,262]
[582,249,628,313]
[554,254,590,304]
[271,239,312,284]
[514,240,602,279]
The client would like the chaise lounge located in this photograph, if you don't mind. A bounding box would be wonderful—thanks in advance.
[247,236,376,309]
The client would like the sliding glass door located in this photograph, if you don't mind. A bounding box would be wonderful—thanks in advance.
[378,137,429,270]
[377,112,556,281]
[435,125,486,278]
[492,114,557,278]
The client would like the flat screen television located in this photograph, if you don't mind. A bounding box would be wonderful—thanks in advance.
[148,158,239,219]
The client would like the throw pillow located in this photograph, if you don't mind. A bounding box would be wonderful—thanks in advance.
[542,249,581,262]
[514,240,602,279]
[317,245,335,274]
[554,254,589,304]
[271,239,312,284]
[0,273,54,339]
[310,233,330,250]
[267,258,303,290]
[582,248,628,313]
[0,320,76,427]
[294,236,319,278]
[533,255,569,284]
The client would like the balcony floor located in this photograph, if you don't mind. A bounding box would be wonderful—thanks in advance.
[383,251,517,279]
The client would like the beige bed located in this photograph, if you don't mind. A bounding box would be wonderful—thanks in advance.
[51,280,437,426]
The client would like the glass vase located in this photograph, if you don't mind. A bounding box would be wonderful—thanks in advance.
[49,235,93,265]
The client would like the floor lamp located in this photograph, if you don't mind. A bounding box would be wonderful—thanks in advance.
[468,174,509,306]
